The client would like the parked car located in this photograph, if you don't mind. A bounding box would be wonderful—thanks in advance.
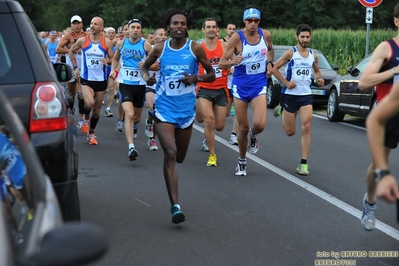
[0,0,79,220]
[0,90,107,266]
[326,53,376,122]
[267,45,340,108]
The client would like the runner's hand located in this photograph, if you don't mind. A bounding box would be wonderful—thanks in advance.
[146,73,156,86]
[376,175,399,203]
[179,73,196,86]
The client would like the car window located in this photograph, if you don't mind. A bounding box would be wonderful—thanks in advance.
[315,52,332,70]
[0,109,35,252]
[0,14,34,84]
[0,34,11,77]
[355,55,372,73]
[274,49,285,61]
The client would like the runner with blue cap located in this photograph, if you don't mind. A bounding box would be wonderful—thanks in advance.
[219,4,274,176]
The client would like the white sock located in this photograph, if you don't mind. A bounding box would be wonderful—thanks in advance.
[128,143,135,149]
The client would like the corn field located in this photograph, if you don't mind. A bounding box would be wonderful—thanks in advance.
[186,28,397,75]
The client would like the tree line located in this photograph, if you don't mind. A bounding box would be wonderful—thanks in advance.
[17,0,398,33]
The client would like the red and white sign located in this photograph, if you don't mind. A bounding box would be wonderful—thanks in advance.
[359,0,383,8]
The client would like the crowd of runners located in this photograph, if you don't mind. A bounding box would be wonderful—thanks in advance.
[38,4,399,225]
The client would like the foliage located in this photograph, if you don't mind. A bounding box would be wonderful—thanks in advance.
[19,0,397,75]
[19,0,398,31]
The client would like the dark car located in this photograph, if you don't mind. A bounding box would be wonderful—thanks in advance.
[0,90,107,266]
[326,53,376,122]
[267,45,340,108]
[0,0,79,220]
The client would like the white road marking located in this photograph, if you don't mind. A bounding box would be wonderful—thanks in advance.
[313,114,366,131]
[193,123,399,241]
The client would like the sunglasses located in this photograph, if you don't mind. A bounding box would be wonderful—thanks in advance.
[246,19,260,23]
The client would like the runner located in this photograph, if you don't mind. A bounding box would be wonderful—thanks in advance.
[270,24,324,176]
[69,16,114,145]
[358,2,399,231]
[104,27,117,117]
[56,15,87,122]
[219,5,274,176]
[44,30,60,64]
[110,18,153,160]
[140,9,215,224]
[196,18,229,166]
[144,28,167,151]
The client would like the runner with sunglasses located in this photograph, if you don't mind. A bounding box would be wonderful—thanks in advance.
[219,5,274,176]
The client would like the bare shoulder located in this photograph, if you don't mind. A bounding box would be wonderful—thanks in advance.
[144,40,152,51]
[221,40,228,50]
[262,29,272,37]
[281,48,294,61]
[105,37,113,47]
[373,40,392,60]
[76,35,86,45]
[151,42,165,57]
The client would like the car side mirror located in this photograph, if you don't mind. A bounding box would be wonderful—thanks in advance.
[53,63,72,82]
[17,222,108,266]
[331,64,339,71]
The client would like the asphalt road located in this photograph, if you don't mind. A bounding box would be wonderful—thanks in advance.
[78,102,399,266]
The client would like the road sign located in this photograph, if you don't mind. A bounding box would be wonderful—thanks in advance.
[359,0,383,8]
[366,8,373,24]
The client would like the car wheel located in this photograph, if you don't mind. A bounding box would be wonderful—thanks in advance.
[327,89,345,122]
[266,83,279,109]
[61,182,81,221]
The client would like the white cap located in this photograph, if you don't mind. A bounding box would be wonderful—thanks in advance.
[70,15,82,23]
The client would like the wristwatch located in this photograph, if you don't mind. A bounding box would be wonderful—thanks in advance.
[374,169,390,183]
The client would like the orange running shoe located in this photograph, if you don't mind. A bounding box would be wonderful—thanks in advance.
[87,133,98,145]
[81,119,90,134]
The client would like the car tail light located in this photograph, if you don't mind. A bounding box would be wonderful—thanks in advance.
[30,82,68,133]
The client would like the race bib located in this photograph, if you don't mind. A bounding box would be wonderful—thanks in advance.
[245,59,266,74]
[123,67,141,81]
[86,56,104,69]
[205,65,222,78]
[165,75,194,96]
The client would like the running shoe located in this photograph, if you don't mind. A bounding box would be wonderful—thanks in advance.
[81,119,90,134]
[87,133,98,145]
[116,120,124,132]
[148,138,158,151]
[247,127,259,154]
[104,109,113,117]
[70,107,76,116]
[229,134,238,145]
[133,124,139,139]
[201,139,209,152]
[273,104,282,118]
[77,118,83,130]
[145,119,154,138]
[361,193,376,231]
[170,204,185,224]
[235,160,247,176]
[128,147,138,161]
[206,154,217,167]
[296,164,310,176]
